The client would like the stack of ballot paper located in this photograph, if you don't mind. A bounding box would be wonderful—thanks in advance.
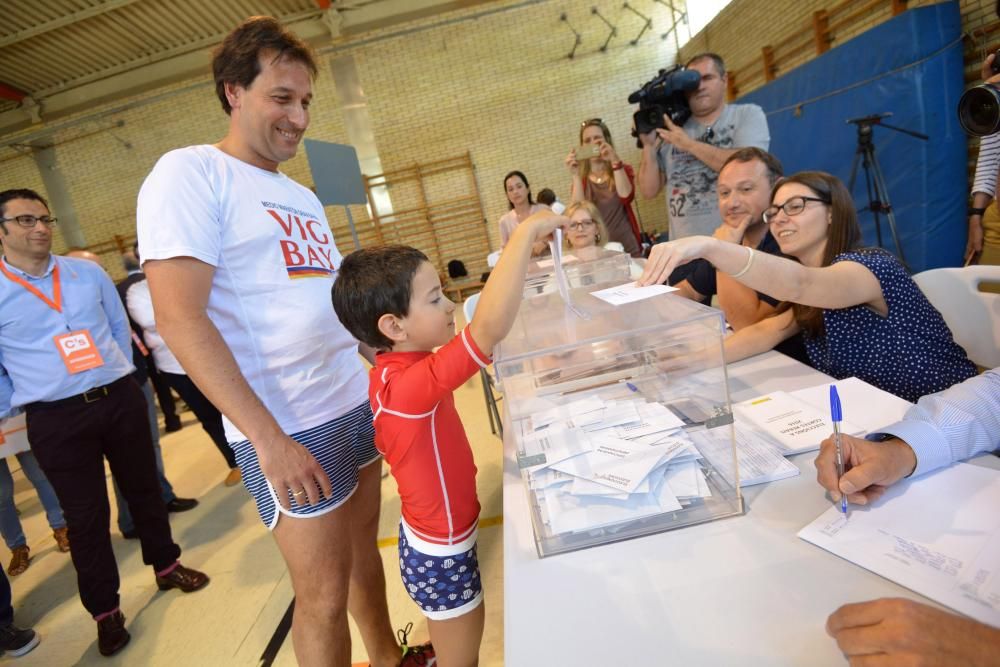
[519,395,718,535]
[734,390,864,455]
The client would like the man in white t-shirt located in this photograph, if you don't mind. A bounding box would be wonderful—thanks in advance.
[136,17,428,667]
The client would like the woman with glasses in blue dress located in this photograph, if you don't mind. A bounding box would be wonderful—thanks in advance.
[566,119,643,257]
[638,171,976,402]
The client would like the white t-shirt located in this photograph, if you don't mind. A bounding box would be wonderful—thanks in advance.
[125,278,184,374]
[136,145,368,442]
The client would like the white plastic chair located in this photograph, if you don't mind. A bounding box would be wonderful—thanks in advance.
[912,265,1000,369]
[463,293,503,436]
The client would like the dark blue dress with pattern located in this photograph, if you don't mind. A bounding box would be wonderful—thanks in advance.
[803,249,977,403]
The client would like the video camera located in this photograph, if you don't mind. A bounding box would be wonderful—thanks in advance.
[628,65,702,147]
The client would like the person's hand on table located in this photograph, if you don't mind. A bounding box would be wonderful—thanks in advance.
[814,433,916,506]
[827,597,1000,666]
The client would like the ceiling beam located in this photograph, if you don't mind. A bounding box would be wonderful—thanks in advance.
[0,0,143,49]
[0,14,330,139]
[331,0,497,36]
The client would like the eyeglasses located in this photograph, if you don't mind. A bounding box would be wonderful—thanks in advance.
[763,196,830,224]
[568,219,597,231]
[581,118,605,127]
[0,215,58,228]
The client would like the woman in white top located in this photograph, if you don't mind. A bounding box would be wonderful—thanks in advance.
[498,170,547,254]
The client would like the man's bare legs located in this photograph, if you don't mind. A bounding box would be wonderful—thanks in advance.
[427,602,485,667]
[347,459,400,667]
[272,507,354,667]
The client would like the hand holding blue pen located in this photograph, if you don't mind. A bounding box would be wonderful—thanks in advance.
[829,385,848,516]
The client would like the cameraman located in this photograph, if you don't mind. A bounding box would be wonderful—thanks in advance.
[637,53,770,240]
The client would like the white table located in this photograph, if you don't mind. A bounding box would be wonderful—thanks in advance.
[502,351,997,666]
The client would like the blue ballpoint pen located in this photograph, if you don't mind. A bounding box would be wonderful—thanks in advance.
[829,385,848,516]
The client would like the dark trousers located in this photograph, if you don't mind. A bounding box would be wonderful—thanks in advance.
[149,365,181,430]
[0,569,11,628]
[26,377,181,617]
[161,372,237,469]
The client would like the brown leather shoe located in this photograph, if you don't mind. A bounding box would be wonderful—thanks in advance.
[97,610,130,656]
[155,563,209,593]
[6,546,29,576]
[53,527,70,553]
[224,467,242,487]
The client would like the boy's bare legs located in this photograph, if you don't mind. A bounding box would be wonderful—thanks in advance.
[347,460,401,667]
[273,507,354,667]
[427,602,485,667]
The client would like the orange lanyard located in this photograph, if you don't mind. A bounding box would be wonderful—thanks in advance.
[0,260,62,312]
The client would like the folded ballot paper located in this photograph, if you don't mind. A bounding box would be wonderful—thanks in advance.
[521,395,717,535]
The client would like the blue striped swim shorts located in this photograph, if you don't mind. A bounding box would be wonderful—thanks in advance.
[230,402,379,529]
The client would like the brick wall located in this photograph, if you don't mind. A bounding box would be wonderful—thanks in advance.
[0,0,992,279]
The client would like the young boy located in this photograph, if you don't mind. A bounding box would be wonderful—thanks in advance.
[332,212,563,666]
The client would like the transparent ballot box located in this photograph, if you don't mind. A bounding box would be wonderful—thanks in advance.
[496,281,743,557]
[523,247,631,298]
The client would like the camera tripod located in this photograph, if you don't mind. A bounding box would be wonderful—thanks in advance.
[846,113,928,263]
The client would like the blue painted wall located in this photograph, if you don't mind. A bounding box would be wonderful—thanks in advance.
[738,2,966,272]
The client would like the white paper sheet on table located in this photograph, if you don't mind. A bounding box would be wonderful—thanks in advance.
[589,282,678,306]
[798,462,1000,627]
[790,376,912,433]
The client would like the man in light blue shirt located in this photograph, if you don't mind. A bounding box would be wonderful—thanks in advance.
[0,188,209,657]
[815,369,999,503]
[814,369,1000,664]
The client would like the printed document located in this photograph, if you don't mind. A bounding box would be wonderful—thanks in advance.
[734,390,862,455]
[798,462,1000,626]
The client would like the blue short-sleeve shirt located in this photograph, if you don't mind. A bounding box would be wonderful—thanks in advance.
[804,248,977,402]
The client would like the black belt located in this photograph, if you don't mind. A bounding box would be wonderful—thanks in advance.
[26,376,132,412]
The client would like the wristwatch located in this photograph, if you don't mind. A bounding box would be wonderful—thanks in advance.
[968,206,987,217]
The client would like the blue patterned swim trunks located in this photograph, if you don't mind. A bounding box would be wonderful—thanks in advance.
[397,520,483,620]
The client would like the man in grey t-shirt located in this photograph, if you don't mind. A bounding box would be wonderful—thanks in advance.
[637,53,770,240]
